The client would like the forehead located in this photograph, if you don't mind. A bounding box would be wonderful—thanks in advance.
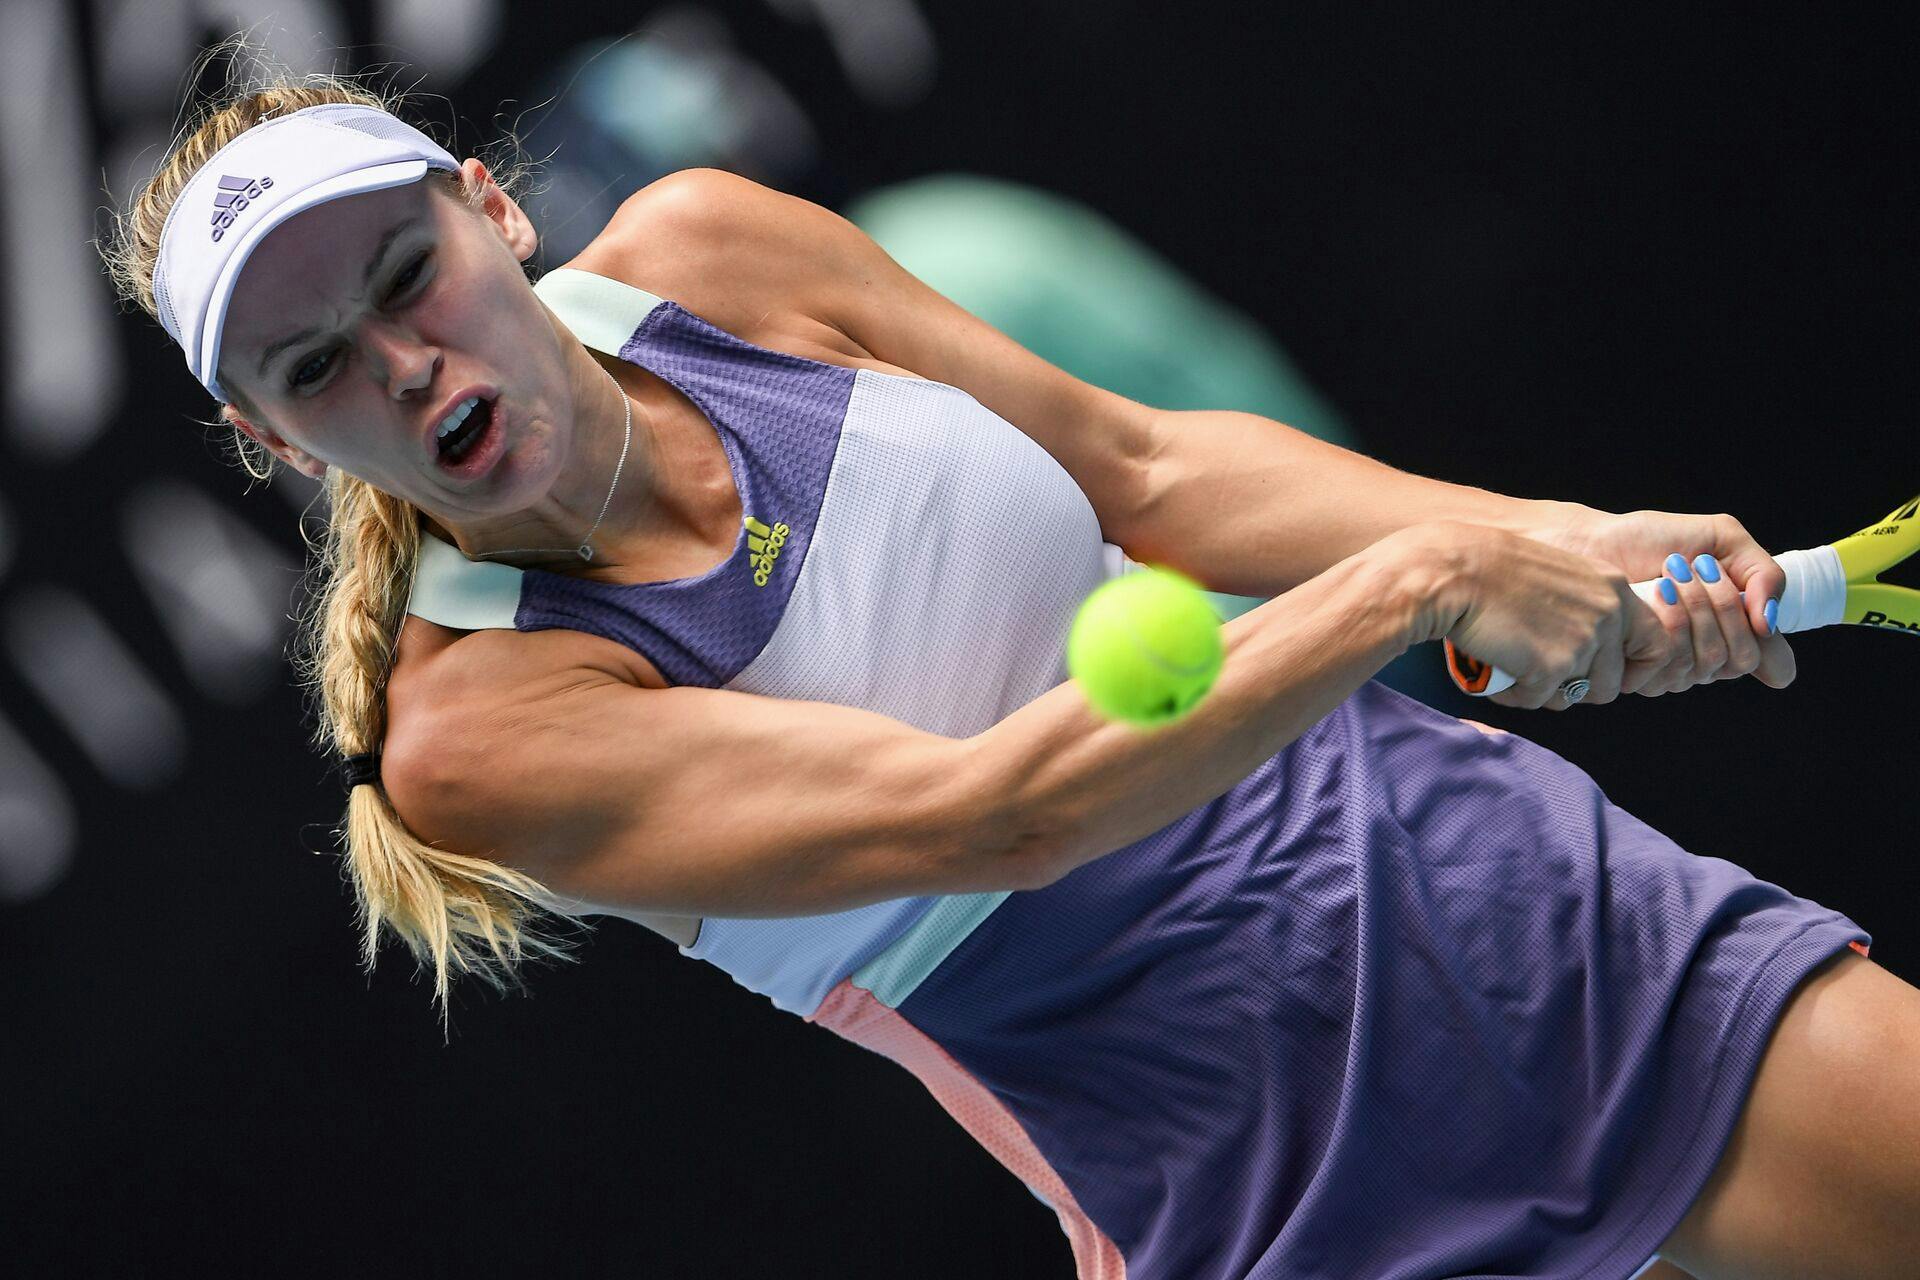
[222,179,444,369]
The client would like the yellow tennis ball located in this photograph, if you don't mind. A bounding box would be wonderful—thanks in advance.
[1067,567,1224,726]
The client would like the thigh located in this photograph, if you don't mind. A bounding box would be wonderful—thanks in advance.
[1656,950,1920,1280]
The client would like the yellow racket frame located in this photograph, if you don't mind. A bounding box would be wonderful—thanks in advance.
[1834,494,1920,632]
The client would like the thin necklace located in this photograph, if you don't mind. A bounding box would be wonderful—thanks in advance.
[469,362,633,565]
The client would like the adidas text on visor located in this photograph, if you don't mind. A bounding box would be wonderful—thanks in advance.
[151,103,460,403]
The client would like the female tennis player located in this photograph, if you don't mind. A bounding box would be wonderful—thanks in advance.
[102,73,1919,1280]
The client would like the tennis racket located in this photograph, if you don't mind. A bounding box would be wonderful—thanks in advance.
[1445,492,1920,697]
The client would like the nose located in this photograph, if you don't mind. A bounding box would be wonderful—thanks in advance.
[362,320,440,399]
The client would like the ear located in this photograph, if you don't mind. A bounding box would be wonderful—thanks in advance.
[225,404,327,479]
[461,157,538,264]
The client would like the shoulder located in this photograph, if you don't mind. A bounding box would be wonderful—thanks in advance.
[561,169,882,351]
[606,165,781,228]
[387,620,663,765]
[559,172,1162,549]
[382,621,663,824]
[594,167,851,277]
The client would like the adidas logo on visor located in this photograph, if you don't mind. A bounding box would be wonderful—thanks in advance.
[209,173,274,243]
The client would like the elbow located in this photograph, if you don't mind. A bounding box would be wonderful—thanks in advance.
[377,715,448,839]
[1013,831,1069,891]
[967,815,1066,893]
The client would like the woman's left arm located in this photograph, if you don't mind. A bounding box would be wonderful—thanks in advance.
[1095,406,1559,599]
[1129,411,1796,693]
[620,168,1549,587]
[625,169,1789,694]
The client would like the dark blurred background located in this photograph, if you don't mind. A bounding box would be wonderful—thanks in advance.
[4,1,1915,1274]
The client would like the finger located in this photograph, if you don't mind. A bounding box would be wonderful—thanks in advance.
[1583,609,1631,705]
[1552,628,1609,711]
[1620,579,1681,694]
[1709,513,1787,638]
[1648,649,1692,697]
[1638,563,1695,695]
[1523,670,1591,712]
[1501,677,1558,711]
[1691,552,1761,681]
[1495,663,1567,711]
[1665,552,1725,684]
[1750,630,1797,689]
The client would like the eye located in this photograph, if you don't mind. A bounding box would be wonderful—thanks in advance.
[285,251,432,392]
[290,350,335,387]
[389,250,430,301]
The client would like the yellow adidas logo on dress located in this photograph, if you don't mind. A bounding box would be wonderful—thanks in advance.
[744,514,790,587]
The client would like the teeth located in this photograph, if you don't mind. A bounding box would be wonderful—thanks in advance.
[436,397,480,439]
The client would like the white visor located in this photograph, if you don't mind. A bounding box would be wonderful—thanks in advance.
[151,103,461,402]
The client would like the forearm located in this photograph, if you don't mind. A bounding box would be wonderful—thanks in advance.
[1127,409,1569,597]
[967,534,1439,886]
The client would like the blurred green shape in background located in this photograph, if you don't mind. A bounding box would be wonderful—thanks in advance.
[850,175,1449,704]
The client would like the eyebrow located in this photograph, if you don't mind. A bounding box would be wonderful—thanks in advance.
[254,216,421,377]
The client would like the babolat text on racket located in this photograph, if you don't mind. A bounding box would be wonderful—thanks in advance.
[1445,492,1920,698]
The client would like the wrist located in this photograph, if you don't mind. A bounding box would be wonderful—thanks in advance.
[1501,496,1594,538]
[1508,498,1612,554]
[1358,522,1477,649]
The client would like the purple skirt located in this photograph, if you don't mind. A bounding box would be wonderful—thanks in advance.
[895,680,1870,1279]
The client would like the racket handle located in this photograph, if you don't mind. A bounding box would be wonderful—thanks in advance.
[1445,544,1845,697]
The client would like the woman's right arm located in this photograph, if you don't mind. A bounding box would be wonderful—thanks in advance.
[989,519,1656,885]
[387,521,1650,914]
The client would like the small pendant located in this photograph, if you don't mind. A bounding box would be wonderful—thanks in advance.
[578,543,594,561]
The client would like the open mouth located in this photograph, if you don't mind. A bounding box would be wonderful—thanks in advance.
[435,397,498,474]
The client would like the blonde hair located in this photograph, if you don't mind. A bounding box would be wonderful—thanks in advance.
[99,40,578,1026]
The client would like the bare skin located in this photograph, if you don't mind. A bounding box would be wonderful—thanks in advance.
[218,160,703,578]
[221,162,930,950]
[1652,950,1920,1279]
[214,162,1917,1273]
[1472,729,1916,1278]
[219,160,725,947]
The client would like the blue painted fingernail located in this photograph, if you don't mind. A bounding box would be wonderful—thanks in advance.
[1665,552,1693,582]
[1765,596,1779,634]
[1693,554,1721,583]
[1659,578,1678,606]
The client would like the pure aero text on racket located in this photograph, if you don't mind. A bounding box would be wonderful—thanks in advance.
[1445,492,1920,698]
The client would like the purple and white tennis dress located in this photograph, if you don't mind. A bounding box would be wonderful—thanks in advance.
[405,266,1872,1279]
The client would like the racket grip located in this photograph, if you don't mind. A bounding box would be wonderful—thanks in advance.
[1445,545,1843,697]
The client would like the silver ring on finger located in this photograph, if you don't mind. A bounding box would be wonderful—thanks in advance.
[1559,677,1592,705]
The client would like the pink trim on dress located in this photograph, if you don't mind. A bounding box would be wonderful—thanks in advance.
[809,979,1127,1279]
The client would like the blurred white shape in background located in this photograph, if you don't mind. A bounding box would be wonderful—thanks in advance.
[4,586,189,790]
[0,0,122,460]
[763,0,936,107]
[0,709,75,902]
[94,0,345,238]
[197,0,338,73]
[121,478,299,704]
[591,11,749,168]
[376,0,502,84]
[0,3,510,900]
[525,9,820,266]
[94,0,199,104]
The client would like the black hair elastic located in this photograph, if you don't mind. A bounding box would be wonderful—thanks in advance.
[339,752,383,794]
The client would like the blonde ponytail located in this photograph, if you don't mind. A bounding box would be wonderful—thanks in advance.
[296,474,578,1021]
[98,38,575,1026]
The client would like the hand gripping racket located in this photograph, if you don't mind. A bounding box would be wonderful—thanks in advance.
[1445,493,1920,697]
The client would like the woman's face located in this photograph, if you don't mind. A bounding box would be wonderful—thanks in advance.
[219,161,579,525]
